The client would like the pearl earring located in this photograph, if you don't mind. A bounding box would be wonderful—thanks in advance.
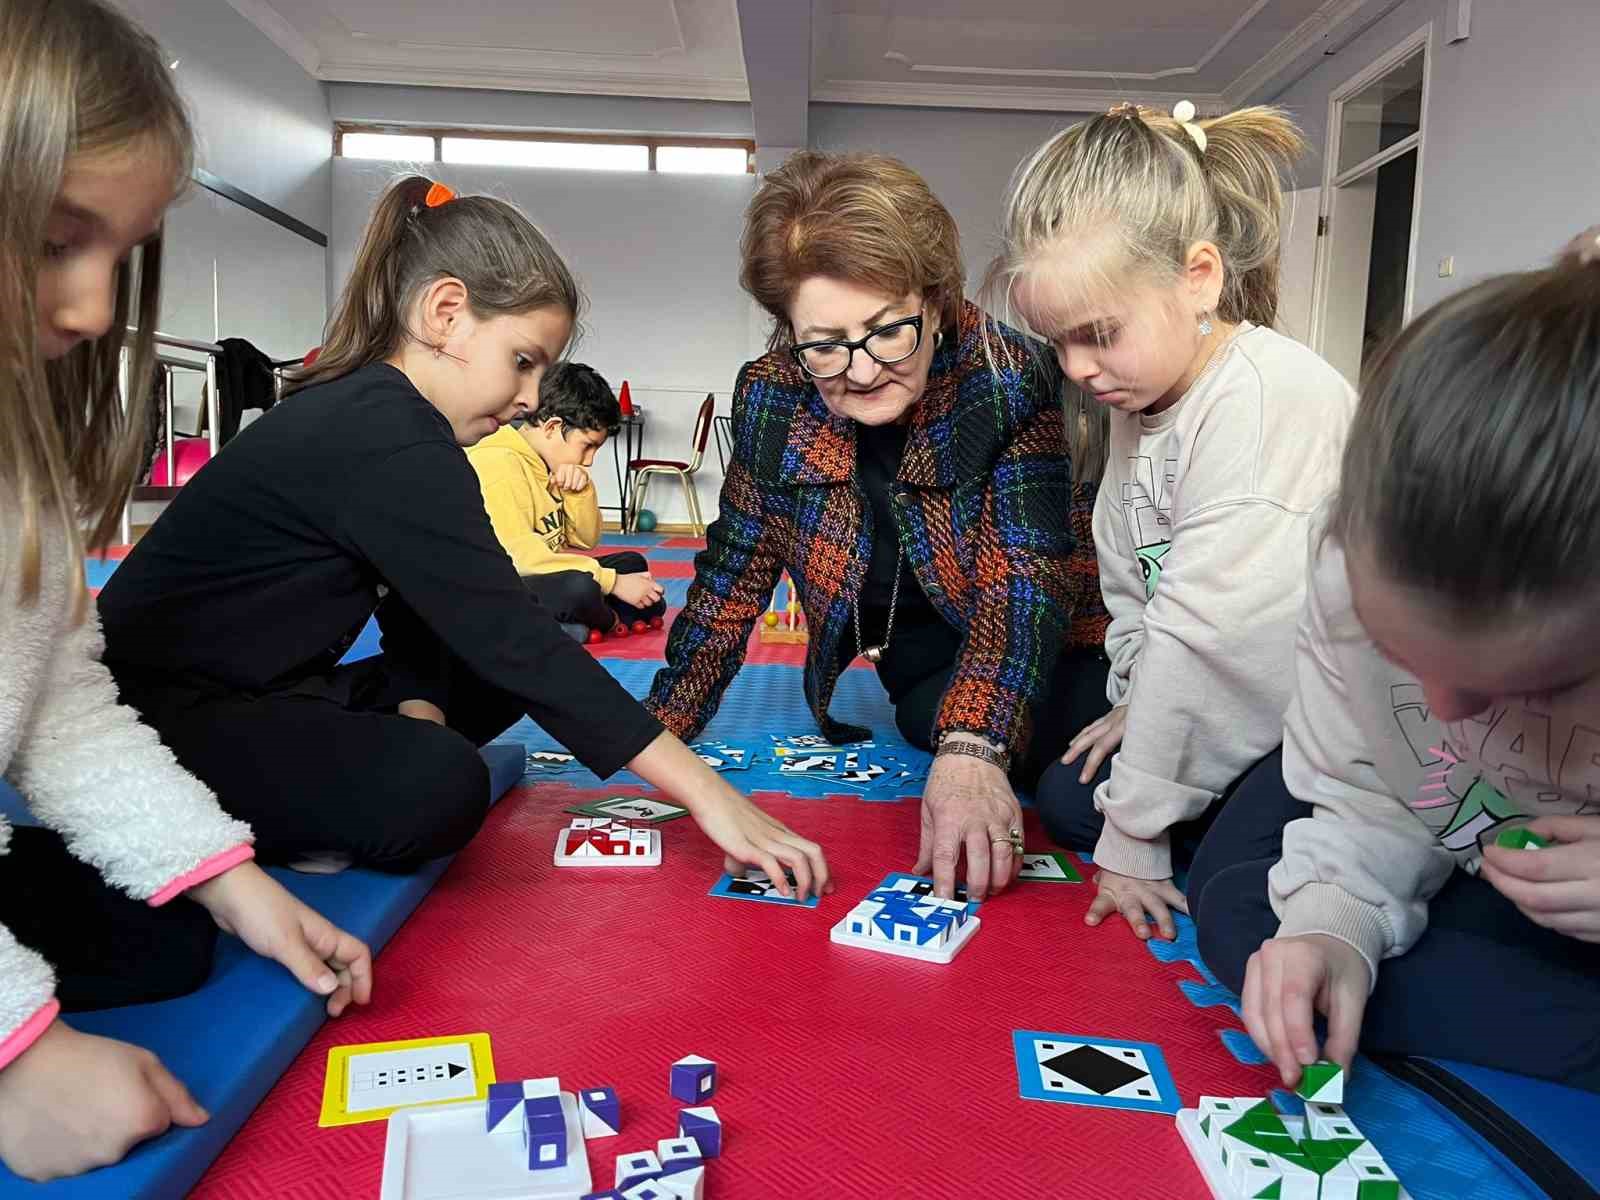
[1197,312,1214,336]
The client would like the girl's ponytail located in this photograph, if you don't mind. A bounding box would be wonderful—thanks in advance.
[1194,108,1305,327]
[291,175,432,394]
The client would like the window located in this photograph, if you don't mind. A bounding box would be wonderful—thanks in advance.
[335,124,753,174]
[656,145,749,175]
[442,137,647,171]
[340,131,436,161]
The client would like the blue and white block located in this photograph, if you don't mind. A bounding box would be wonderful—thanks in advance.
[524,1094,568,1170]
[657,1136,703,1175]
[620,1182,674,1200]
[580,1085,621,1138]
[615,1149,662,1190]
[485,1076,560,1135]
[669,1055,717,1103]
[677,1105,722,1158]
[657,1165,706,1199]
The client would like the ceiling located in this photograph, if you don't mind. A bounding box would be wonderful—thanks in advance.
[227,0,1400,112]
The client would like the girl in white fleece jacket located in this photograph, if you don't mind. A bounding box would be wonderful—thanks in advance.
[992,101,1353,942]
[1188,237,1600,1094]
[0,0,371,1181]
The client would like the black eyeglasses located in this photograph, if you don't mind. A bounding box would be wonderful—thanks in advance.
[790,314,924,379]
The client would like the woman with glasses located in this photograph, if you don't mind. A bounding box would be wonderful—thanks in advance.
[647,151,1109,902]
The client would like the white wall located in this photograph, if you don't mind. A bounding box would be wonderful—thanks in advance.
[114,0,331,512]
[810,103,1088,295]
[333,158,762,526]
[1271,0,1600,315]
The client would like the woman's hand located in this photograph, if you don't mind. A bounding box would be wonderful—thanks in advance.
[1085,868,1187,940]
[1061,706,1127,784]
[1241,933,1371,1087]
[0,1020,208,1181]
[628,732,830,900]
[913,741,1023,901]
[1480,815,1600,941]
[188,862,373,1016]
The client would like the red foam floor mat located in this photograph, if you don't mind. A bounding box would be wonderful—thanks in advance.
[192,786,1270,1198]
[657,536,708,550]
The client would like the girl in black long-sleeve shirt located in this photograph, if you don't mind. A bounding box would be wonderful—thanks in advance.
[100,175,828,898]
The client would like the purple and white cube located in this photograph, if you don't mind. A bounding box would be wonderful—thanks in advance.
[580,1085,621,1138]
[677,1105,721,1158]
[669,1055,717,1103]
[484,1076,567,1171]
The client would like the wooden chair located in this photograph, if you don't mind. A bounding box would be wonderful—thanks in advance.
[627,393,715,535]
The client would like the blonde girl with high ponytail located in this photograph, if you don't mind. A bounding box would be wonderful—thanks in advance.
[987,102,1355,942]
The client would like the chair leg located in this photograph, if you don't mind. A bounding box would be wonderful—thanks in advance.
[630,473,650,532]
[684,471,705,537]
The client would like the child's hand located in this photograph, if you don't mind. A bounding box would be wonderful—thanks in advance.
[550,464,591,494]
[0,1020,208,1181]
[1061,706,1127,783]
[696,784,832,902]
[188,862,373,1015]
[1480,815,1600,941]
[1085,868,1187,939]
[1241,933,1371,1087]
[612,572,664,610]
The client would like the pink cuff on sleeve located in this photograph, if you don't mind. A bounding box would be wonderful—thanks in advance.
[0,998,59,1073]
[147,844,255,907]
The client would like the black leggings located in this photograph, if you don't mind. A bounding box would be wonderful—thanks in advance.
[859,607,1111,791]
[520,551,667,630]
[112,599,524,874]
[1189,749,1600,1093]
[0,826,218,1012]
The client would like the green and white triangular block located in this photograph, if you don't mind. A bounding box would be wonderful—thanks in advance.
[1295,1059,1344,1104]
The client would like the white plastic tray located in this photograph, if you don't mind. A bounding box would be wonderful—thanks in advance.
[380,1092,592,1200]
[828,913,980,963]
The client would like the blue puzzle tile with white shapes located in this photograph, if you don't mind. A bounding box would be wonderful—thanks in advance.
[677,1105,721,1158]
[1013,1030,1180,1114]
[669,1055,717,1103]
[708,869,819,908]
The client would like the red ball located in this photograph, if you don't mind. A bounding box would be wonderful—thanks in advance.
[631,619,650,634]
[586,629,604,645]
[648,616,664,631]
[610,624,629,638]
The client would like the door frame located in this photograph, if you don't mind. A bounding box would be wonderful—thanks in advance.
[1308,23,1433,362]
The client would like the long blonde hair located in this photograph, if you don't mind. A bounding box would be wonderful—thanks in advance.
[290,175,582,395]
[0,0,192,611]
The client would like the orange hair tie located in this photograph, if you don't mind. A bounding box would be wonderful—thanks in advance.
[424,181,456,208]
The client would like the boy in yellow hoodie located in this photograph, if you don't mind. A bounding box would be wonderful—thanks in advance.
[468,363,666,641]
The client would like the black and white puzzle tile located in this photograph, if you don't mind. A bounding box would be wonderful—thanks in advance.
[1012,1030,1179,1114]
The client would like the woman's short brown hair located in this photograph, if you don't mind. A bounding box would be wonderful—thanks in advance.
[739,151,964,351]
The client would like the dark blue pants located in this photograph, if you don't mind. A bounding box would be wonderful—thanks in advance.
[522,551,666,630]
[1190,748,1600,1093]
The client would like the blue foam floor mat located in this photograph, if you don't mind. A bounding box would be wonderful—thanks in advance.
[0,742,524,1200]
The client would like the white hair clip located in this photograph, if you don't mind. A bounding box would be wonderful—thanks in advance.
[1172,100,1208,154]
[1562,224,1600,266]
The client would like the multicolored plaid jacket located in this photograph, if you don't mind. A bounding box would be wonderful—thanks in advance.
[646,300,1107,754]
